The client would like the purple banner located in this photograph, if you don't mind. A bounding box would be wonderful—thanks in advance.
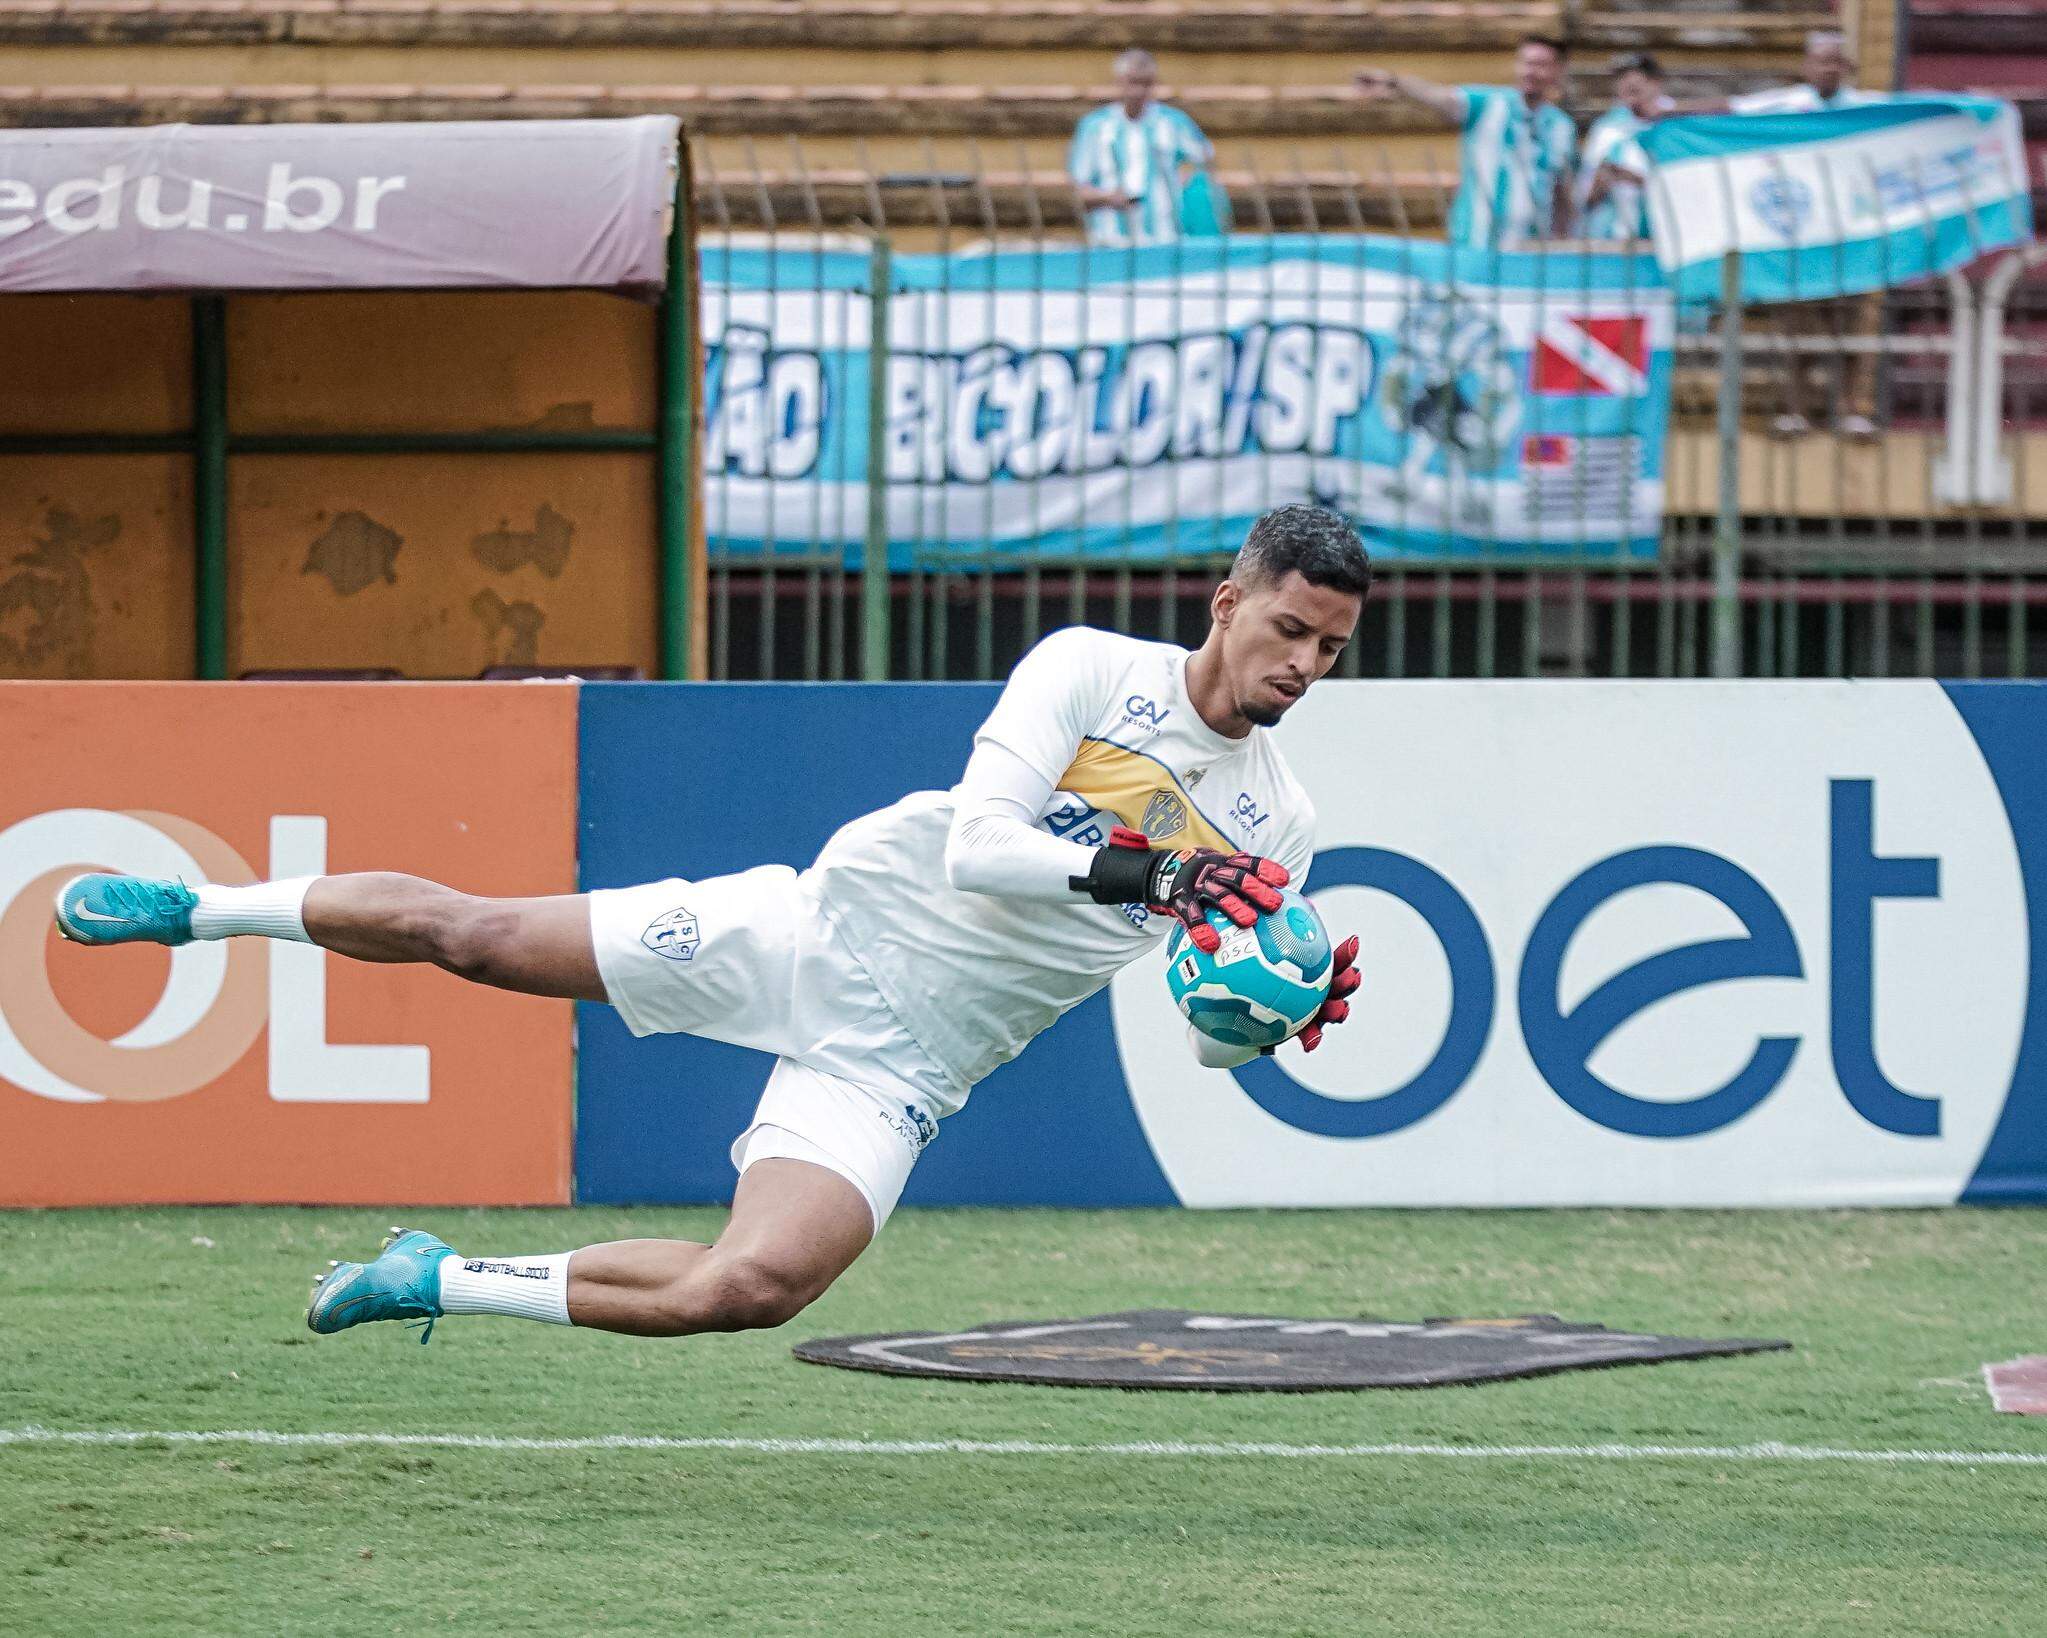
[0,117,677,295]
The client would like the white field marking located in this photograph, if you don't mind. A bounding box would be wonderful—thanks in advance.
[2,1427,2046,1468]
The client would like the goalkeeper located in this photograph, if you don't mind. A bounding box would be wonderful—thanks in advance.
[56,504,1368,1344]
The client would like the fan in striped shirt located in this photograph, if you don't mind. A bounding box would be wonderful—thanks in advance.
[1355,36,1580,250]
[1067,49,1218,246]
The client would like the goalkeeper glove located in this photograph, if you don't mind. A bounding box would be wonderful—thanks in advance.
[1070,826,1289,953]
[1288,933,1361,1054]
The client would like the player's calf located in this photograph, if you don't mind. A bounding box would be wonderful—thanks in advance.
[647,1250,823,1336]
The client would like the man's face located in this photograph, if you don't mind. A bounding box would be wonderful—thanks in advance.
[1616,69,1661,117]
[1117,62,1157,115]
[1214,570,1362,727]
[1515,43,1563,102]
[1806,42,1849,96]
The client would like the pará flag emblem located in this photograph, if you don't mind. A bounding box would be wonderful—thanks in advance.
[1531,316,1650,396]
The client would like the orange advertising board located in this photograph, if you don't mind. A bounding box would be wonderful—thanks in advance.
[0,682,577,1205]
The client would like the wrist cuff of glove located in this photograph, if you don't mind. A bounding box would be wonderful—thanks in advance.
[1072,841,1170,905]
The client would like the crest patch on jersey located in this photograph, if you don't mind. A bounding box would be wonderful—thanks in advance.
[641,905,701,962]
[1141,788,1188,839]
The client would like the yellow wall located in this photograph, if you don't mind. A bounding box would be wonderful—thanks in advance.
[0,456,194,680]
[0,291,661,679]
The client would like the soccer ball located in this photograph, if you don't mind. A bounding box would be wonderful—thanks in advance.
[1164,887,1334,1052]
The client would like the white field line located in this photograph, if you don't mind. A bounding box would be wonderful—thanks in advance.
[2,1426,2046,1468]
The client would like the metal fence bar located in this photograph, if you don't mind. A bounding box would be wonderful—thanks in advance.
[658,145,698,681]
[191,294,230,681]
[863,233,893,680]
[1710,251,1743,679]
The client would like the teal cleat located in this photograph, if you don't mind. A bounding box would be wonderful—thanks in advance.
[54,873,198,948]
[307,1226,455,1345]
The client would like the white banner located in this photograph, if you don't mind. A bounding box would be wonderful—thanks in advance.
[1110,681,2032,1206]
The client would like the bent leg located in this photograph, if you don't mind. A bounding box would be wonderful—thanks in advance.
[563,1159,874,1337]
[303,874,604,1002]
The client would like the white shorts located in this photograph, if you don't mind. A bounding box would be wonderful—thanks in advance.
[587,865,954,1230]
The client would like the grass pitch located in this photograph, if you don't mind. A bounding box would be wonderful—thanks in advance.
[3,1206,2044,1635]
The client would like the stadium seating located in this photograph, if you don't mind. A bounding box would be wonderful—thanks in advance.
[0,0,1833,226]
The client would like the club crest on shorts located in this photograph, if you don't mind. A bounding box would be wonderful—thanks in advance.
[1141,787,1188,838]
[641,904,701,962]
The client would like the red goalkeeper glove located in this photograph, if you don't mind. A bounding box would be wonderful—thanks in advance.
[1288,934,1361,1054]
[1070,826,1289,952]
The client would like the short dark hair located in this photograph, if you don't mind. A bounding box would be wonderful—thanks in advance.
[1612,51,1662,78]
[1231,504,1373,600]
[1519,33,1569,59]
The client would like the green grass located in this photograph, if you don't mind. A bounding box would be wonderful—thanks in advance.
[3,1207,2045,1635]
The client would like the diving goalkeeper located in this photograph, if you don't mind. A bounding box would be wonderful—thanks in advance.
[56,504,1368,1344]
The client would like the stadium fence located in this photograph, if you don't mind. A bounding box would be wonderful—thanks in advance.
[695,138,2047,685]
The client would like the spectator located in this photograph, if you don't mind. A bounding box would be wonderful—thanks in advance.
[1576,53,1675,242]
[1662,31,1887,438]
[1355,37,1579,248]
[1068,50,1217,245]
[1729,31,1887,114]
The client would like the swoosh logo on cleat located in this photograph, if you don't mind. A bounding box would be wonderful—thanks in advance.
[66,905,133,924]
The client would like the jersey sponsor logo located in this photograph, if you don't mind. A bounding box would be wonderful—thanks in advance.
[1042,798,1111,850]
[1231,791,1271,833]
[641,905,701,963]
[1122,695,1171,732]
[1141,788,1188,838]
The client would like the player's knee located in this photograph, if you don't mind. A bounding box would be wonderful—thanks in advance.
[702,1254,816,1332]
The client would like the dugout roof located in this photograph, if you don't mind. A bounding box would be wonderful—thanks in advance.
[0,116,678,296]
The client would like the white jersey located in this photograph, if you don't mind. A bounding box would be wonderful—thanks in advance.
[810,627,1315,1104]
[1730,84,1889,115]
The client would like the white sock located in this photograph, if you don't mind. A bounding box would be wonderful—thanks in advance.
[436,1252,575,1326]
[189,877,316,943]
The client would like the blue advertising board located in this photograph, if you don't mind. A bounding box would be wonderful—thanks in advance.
[577,679,2047,1208]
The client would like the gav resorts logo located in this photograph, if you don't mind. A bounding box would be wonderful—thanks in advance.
[0,809,428,1105]
[1122,694,1171,732]
[1750,174,1816,239]
[641,905,702,962]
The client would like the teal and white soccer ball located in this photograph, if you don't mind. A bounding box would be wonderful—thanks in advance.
[1164,887,1334,1052]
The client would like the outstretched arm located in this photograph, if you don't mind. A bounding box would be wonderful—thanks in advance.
[943,739,1096,900]
[1354,68,1468,124]
[943,741,1289,947]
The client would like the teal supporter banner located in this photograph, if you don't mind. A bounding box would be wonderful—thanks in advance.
[1640,96,2035,304]
[700,234,1673,566]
